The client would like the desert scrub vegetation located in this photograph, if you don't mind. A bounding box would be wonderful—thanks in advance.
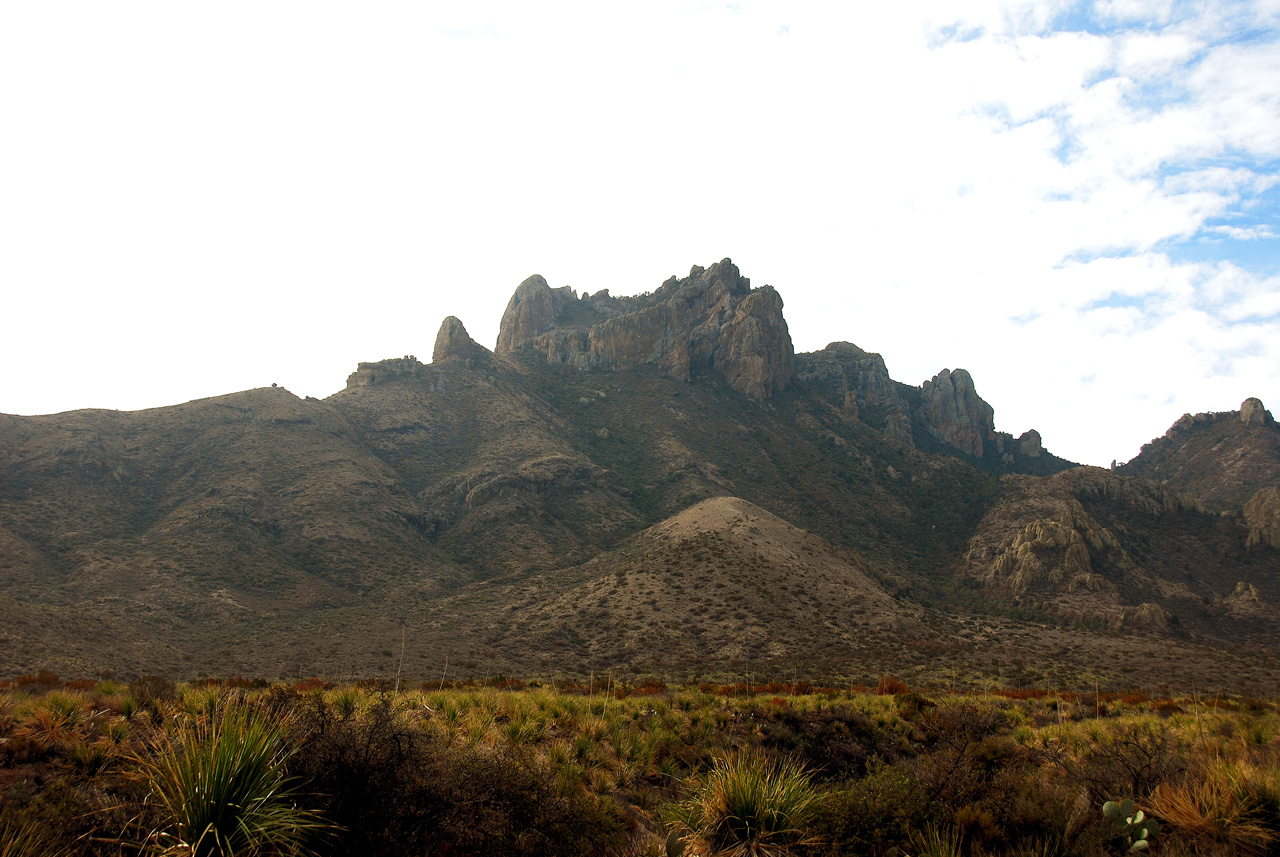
[3,674,1280,855]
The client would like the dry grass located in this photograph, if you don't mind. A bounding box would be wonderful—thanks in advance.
[1147,761,1277,854]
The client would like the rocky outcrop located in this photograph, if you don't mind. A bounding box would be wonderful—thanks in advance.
[1016,430,1043,458]
[432,317,489,364]
[495,275,560,353]
[919,368,995,458]
[345,356,425,388]
[795,342,914,444]
[953,467,1224,631]
[715,287,794,399]
[1244,486,1280,548]
[1241,397,1274,426]
[493,259,794,399]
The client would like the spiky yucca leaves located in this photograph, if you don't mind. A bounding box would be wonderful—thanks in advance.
[671,754,820,857]
[139,707,333,856]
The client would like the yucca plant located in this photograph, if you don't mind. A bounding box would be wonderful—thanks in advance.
[138,707,333,856]
[329,687,358,720]
[670,754,820,857]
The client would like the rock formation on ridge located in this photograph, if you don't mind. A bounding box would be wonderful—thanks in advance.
[433,316,490,364]
[494,259,794,399]
[1242,397,1275,426]
[919,368,995,458]
[794,342,915,443]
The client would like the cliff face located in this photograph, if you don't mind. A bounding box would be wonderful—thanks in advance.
[494,259,794,399]
[1244,487,1280,549]
[919,368,995,458]
[956,466,1279,636]
[794,346,1061,467]
[794,343,915,444]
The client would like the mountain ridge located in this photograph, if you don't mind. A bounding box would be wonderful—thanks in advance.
[1,260,1277,689]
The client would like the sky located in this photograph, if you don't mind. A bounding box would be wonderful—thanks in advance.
[2,1,1277,467]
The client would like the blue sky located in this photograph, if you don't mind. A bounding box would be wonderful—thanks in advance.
[1,0,1277,467]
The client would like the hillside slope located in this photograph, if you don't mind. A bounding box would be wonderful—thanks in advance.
[1118,398,1280,511]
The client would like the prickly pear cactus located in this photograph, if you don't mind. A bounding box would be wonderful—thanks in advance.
[1102,799,1160,852]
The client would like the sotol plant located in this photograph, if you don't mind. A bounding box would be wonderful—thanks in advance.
[670,754,820,857]
[138,706,333,856]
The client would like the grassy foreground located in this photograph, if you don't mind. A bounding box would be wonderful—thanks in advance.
[2,673,1280,856]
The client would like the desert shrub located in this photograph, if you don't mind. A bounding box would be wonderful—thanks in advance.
[912,702,1008,805]
[138,705,333,856]
[0,817,68,857]
[9,699,86,758]
[812,759,932,855]
[877,675,909,695]
[1052,719,1186,804]
[752,705,892,780]
[908,823,965,857]
[288,692,626,856]
[0,771,138,857]
[432,744,627,856]
[13,671,60,692]
[669,753,820,856]
[129,675,177,708]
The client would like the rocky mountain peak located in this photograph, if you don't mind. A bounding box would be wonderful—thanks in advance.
[495,275,556,353]
[490,259,794,399]
[919,368,995,458]
[432,316,489,364]
[1241,397,1274,426]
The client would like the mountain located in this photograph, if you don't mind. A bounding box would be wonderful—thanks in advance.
[2,260,1277,690]
[1117,398,1280,512]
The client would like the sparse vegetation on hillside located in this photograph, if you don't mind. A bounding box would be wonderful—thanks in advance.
[1118,406,1280,511]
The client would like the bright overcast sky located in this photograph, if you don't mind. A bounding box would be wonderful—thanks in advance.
[2,1,1277,467]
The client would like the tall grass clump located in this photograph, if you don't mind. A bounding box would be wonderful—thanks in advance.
[1147,760,1278,853]
[138,706,332,856]
[671,754,819,857]
[0,820,66,857]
